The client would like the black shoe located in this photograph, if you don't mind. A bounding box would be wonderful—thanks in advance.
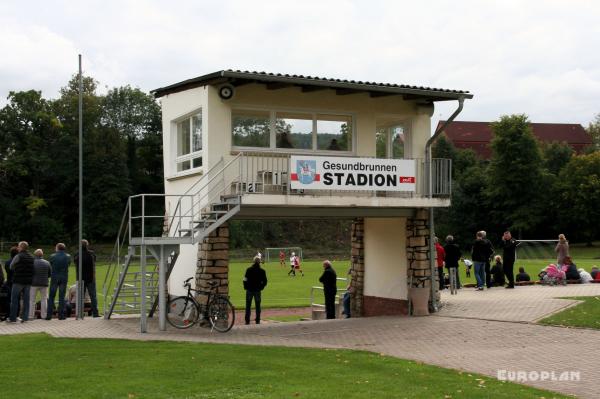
[92,314,100,318]
[505,285,514,289]
[245,322,250,325]
[45,317,52,321]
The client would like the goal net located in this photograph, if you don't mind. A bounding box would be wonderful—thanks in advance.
[265,247,303,263]
[515,240,558,263]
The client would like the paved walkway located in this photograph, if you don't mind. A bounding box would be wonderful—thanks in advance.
[2,284,600,398]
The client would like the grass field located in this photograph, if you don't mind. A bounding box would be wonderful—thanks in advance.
[1,333,567,399]
[539,296,600,329]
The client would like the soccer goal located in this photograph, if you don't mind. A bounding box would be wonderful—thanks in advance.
[516,239,558,263]
[265,247,303,263]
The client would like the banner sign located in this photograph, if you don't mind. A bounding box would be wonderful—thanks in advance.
[290,156,416,192]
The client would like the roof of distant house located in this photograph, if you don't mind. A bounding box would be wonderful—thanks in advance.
[438,121,592,158]
[152,69,473,102]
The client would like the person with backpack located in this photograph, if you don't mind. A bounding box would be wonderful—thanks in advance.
[243,256,267,325]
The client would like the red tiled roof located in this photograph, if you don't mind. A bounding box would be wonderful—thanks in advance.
[437,121,592,158]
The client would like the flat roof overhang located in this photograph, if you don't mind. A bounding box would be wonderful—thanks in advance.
[152,69,473,103]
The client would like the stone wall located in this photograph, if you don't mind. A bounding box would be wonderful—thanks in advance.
[405,209,439,307]
[195,223,229,303]
[348,218,364,317]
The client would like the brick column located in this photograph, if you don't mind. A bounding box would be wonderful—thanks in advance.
[406,209,438,307]
[195,223,229,303]
[349,218,364,317]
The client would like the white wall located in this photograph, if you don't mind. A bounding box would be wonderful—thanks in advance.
[363,217,407,300]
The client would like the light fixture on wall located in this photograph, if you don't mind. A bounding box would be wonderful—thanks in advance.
[218,84,235,100]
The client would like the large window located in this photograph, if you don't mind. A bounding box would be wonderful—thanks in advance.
[232,110,270,148]
[276,112,313,150]
[175,112,202,173]
[233,108,353,152]
[317,114,352,151]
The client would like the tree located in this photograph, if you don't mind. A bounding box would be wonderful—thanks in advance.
[587,113,600,151]
[556,152,600,244]
[541,141,573,176]
[486,115,545,236]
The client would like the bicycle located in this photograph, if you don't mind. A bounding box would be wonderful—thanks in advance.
[166,277,235,332]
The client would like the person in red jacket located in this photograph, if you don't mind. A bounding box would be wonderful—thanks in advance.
[435,237,446,290]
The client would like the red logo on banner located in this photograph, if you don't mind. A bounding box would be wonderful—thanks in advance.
[399,176,415,183]
[291,173,320,181]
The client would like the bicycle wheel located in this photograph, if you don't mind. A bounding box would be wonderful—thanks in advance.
[166,296,199,329]
[207,295,235,332]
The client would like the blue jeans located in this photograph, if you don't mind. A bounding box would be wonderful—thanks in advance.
[10,283,30,321]
[474,261,486,288]
[47,276,68,319]
[245,290,261,324]
[84,280,99,316]
[342,291,351,318]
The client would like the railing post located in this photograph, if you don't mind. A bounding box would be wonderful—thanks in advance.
[141,195,145,243]
[128,196,132,242]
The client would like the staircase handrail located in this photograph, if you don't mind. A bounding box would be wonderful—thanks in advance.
[172,153,243,239]
[102,200,131,315]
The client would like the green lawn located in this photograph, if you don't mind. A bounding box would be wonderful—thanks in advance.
[1,334,567,399]
[539,296,600,329]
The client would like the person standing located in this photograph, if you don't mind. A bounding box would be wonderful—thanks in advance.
[481,231,495,289]
[500,231,519,289]
[319,260,337,319]
[279,250,286,268]
[29,249,51,319]
[4,246,18,312]
[243,256,268,325]
[287,252,297,276]
[555,234,569,266]
[434,237,446,290]
[444,235,462,289]
[47,243,71,320]
[8,241,34,323]
[471,232,489,291]
[74,240,99,317]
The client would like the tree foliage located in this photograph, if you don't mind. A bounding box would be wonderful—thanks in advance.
[0,76,162,243]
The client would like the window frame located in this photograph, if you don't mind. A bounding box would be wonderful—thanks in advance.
[231,106,355,155]
[171,108,203,177]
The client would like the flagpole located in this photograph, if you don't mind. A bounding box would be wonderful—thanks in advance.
[77,54,84,320]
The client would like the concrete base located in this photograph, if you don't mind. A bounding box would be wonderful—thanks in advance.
[363,296,408,316]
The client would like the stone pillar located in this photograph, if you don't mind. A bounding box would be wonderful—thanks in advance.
[195,223,229,303]
[406,209,438,306]
[349,218,364,317]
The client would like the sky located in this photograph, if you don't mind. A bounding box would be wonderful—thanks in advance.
[1,0,600,129]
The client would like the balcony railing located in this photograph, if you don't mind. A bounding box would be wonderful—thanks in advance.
[233,152,452,199]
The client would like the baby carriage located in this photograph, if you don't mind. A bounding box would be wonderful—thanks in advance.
[540,264,566,286]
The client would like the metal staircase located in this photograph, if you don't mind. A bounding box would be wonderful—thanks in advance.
[102,155,245,331]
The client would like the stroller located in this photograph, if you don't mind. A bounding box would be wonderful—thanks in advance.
[539,264,566,286]
[0,283,10,321]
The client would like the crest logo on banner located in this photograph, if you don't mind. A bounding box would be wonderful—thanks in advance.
[295,160,319,185]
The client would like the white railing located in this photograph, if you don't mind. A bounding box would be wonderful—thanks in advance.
[233,153,452,198]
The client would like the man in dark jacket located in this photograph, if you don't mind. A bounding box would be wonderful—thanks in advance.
[8,241,34,322]
[500,231,519,288]
[29,249,51,319]
[319,260,337,319]
[444,235,462,289]
[471,231,490,290]
[481,231,495,289]
[243,256,268,324]
[74,240,99,317]
[47,243,71,320]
